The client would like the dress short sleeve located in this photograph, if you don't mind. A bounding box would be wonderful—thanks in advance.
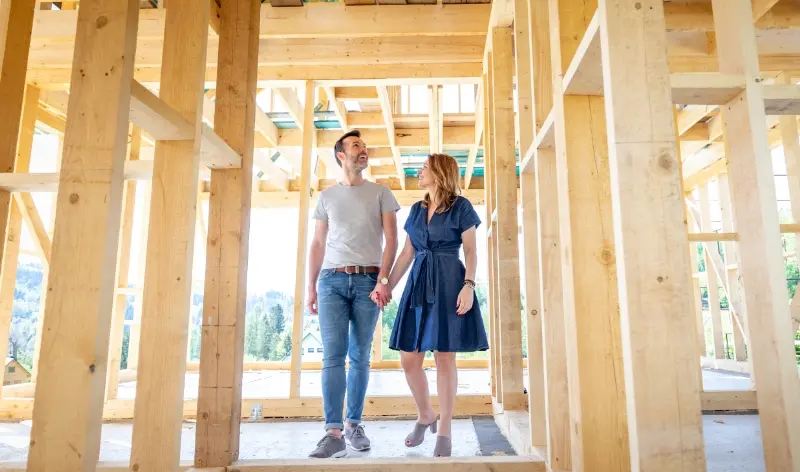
[404,202,420,233]
[312,193,327,220]
[457,197,481,233]
[380,185,401,213]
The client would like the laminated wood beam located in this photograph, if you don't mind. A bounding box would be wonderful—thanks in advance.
[195,0,259,466]
[599,0,706,468]
[376,86,406,189]
[129,80,195,140]
[26,1,139,470]
[711,1,800,468]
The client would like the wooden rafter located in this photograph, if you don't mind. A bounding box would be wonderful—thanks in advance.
[376,86,406,189]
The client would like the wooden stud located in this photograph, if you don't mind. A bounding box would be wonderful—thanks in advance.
[711,1,800,468]
[105,126,141,401]
[699,184,725,359]
[129,0,209,468]
[289,81,316,399]
[27,0,139,470]
[126,183,151,372]
[0,85,39,394]
[599,0,706,468]
[0,0,36,345]
[779,71,800,334]
[716,173,749,362]
[490,27,526,411]
[195,0,259,466]
[549,0,631,469]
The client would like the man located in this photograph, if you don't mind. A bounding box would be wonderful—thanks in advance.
[306,129,400,458]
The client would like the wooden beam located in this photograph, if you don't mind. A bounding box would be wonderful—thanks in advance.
[129,0,208,469]
[376,86,406,189]
[429,85,442,154]
[699,184,725,359]
[464,82,482,189]
[105,127,140,402]
[289,81,315,399]
[129,80,195,140]
[762,83,800,115]
[599,0,706,468]
[779,72,800,334]
[490,27,525,411]
[27,0,139,470]
[0,85,38,394]
[0,1,36,358]
[227,457,546,472]
[195,0,259,466]
[274,87,304,130]
[711,2,800,469]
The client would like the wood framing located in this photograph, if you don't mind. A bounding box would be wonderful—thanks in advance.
[289,81,315,399]
[710,1,800,469]
[489,26,526,411]
[129,0,209,469]
[600,0,706,468]
[195,0,259,466]
[27,0,139,470]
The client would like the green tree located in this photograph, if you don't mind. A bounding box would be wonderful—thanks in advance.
[269,304,286,334]
[273,331,293,360]
[121,327,130,369]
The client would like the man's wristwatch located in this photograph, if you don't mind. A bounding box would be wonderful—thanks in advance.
[380,277,389,286]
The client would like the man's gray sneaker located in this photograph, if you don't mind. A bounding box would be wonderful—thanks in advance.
[308,433,347,458]
[345,424,371,451]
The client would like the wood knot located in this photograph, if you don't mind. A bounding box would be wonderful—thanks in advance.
[132,464,139,471]
[530,309,538,316]
[599,248,614,265]
[69,193,79,204]
[202,412,209,419]
[658,153,673,171]
[89,364,95,373]
[657,276,664,283]
[96,16,108,29]
[634,2,642,9]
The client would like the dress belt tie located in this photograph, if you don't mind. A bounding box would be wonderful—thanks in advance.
[410,247,460,308]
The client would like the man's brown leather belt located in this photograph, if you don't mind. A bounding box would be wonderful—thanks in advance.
[334,266,380,274]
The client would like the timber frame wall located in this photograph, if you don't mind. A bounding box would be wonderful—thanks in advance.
[0,0,799,471]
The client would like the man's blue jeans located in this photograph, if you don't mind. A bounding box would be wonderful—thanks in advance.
[317,269,380,431]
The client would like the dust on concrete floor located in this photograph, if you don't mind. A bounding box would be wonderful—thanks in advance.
[114,368,751,400]
[0,415,765,470]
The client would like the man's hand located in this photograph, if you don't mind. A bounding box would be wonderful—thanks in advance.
[307,286,318,315]
[370,283,391,308]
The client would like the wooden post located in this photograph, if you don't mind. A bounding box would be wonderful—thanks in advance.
[483,69,501,402]
[716,174,748,362]
[536,147,571,472]
[779,71,800,334]
[289,81,316,399]
[599,0,706,468]
[0,0,36,387]
[490,26,526,411]
[105,127,141,401]
[127,184,150,372]
[0,85,38,393]
[549,0,630,469]
[195,0,259,466]
[27,0,139,470]
[699,184,725,359]
[129,0,209,468]
[711,1,800,469]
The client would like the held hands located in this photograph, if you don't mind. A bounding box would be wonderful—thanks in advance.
[456,285,474,315]
[370,282,392,309]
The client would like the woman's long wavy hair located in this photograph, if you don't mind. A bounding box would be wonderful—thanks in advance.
[421,153,461,213]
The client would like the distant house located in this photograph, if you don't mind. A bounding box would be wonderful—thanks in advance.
[282,331,324,362]
[4,358,30,385]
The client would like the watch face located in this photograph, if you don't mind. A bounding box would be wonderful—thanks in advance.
[381,277,389,285]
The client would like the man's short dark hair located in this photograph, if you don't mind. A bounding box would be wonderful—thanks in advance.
[333,129,361,168]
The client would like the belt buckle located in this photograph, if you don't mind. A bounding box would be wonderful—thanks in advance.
[345,266,354,275]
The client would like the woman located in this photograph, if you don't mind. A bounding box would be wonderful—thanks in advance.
[382,153,488,457]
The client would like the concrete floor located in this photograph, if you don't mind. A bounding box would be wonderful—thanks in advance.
[0,415,765,470]
[115,368,751,400]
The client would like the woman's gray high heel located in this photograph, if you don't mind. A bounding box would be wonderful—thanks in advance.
[405,418,438,447]
[433,435,452,457]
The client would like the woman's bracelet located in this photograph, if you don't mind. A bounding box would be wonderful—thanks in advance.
[463,279,476,289]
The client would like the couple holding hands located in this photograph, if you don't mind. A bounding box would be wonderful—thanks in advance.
[306,130,488,459]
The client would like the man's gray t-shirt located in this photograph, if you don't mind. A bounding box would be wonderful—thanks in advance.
[313,181,400,269]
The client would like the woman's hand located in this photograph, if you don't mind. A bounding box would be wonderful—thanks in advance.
[456,285,474,315]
